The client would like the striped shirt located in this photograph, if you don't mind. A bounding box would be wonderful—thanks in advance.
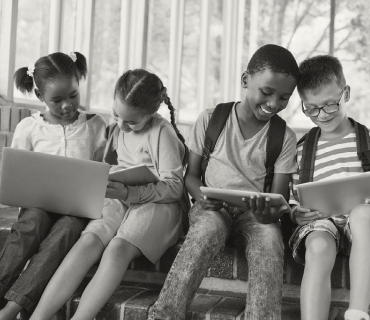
[289,129,365,223]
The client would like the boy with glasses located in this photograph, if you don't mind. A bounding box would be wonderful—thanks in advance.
[289,55,370,320]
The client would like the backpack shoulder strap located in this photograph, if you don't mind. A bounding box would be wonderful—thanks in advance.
[264,114,286,192]
[299,126,320,184]
[350,117,370,172]
[200,102,234,183]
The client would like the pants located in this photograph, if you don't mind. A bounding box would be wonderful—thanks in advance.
[152,202,284,320]
[0,208,87,311]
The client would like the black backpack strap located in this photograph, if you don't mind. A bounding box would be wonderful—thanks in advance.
[350,117,370,172]
[200,102,234,183]
[299,127,320,184]
[264,114,286,192]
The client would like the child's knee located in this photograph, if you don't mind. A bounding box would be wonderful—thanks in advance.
[305,232,336,262]
[349,204,370,227]
[79,232,104,250]
[193,211,229,241]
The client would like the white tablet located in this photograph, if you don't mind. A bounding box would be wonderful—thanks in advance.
[199,186,289,209]
[296,172,370,217]
[108,165,159,186]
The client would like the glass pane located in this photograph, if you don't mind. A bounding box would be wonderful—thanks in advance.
[334,0,370,127]
[146,0,171,121]
[178,0,201,123]
[89,0,121,111]
[14,0,50,100]
[60,0,78,53]
[146,0,171,86]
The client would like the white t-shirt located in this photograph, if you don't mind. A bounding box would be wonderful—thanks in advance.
[187,103,297,192]
[11,111,107,161]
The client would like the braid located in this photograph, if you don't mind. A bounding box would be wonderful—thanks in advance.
[163,94,188,166]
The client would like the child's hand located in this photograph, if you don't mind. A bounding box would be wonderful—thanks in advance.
[106,180,128,201]
[244,195,289,224]
[365,198,370,204]
[198,193,228,211]
[291,205,321,226]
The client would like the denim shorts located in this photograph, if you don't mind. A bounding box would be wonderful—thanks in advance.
[289,215,351,265]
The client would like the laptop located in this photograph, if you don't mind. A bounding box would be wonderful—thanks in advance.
[0,148,110,219]
[296,172,370,217]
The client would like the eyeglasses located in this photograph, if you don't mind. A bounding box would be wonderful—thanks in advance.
[301,86,347,117]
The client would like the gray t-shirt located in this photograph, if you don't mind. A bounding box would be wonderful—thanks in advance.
[187,103,297,192]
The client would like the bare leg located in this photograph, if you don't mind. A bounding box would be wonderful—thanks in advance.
[301,231,336,320]
[348,205,370,311]
[0,301,22,320]
[71,238,141,320]
[30,233,105,320]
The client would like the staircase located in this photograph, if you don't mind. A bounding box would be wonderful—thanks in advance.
[0,206,353,320]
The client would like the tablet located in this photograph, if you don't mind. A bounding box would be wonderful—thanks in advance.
[296,172,370,217]
[199,186,289,209]
[108,165,159,186]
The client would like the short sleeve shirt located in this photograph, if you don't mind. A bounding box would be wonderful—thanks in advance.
[187,103,297,192]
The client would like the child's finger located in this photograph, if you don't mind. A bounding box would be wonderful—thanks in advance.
[256,195,264,212]
[299,211,321,219]
[249,196,257,212]
[261,197,271,213]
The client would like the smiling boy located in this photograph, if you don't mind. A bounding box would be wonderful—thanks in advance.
[150,44,299,320]
[289,55,370,320]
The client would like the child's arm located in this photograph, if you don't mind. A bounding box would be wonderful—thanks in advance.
[11,118,33,150]
[289,163,321,225]
[120,124,185,204]
[184,150,225,211]
[91,115,107,162]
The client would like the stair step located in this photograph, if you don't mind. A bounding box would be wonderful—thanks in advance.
[18,281,350,320]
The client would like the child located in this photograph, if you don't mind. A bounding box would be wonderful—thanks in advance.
[0,52,107,320]
[150,44,299,320]
[30,69,190,320]
[289,55,370,320]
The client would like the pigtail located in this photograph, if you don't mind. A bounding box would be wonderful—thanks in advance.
[13,67,34,94]
[164,94,189,167]
[73,52,88,80]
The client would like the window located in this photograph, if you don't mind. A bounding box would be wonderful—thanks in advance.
[1,0,369,130]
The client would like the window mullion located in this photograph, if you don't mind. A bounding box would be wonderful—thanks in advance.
[0,0,18,102]
[49,0,63,53]
[197,0,211,111]
[168,0,185,110]
[74,0,95,110]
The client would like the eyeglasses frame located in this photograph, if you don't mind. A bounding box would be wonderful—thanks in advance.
[301,85,348,117]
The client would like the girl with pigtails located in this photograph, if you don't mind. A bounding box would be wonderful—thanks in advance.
[31,69,190,320]
[0,52,107,320]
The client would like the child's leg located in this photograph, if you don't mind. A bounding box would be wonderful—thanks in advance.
[0,208,54,299]
[230,212,284,320]
[151,203,232,320]
[70,238,141,320]
[1,214,87,316]
[301,231,336,320]
[347,205,370,314]
[29,232,105,320]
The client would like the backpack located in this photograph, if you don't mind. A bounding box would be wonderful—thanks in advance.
[281,117,370,240]
[200,102,287,193]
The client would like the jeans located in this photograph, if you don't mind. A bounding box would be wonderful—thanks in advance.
[151,202,284,320]
[0,208,87,311]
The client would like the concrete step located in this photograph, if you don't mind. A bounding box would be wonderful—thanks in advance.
[18,281,349,320]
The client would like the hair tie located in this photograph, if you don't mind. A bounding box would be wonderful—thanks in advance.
[27,65,35,78]
[68,52,77,62]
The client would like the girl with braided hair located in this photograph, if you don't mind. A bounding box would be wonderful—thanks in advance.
[31,69,190,320]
